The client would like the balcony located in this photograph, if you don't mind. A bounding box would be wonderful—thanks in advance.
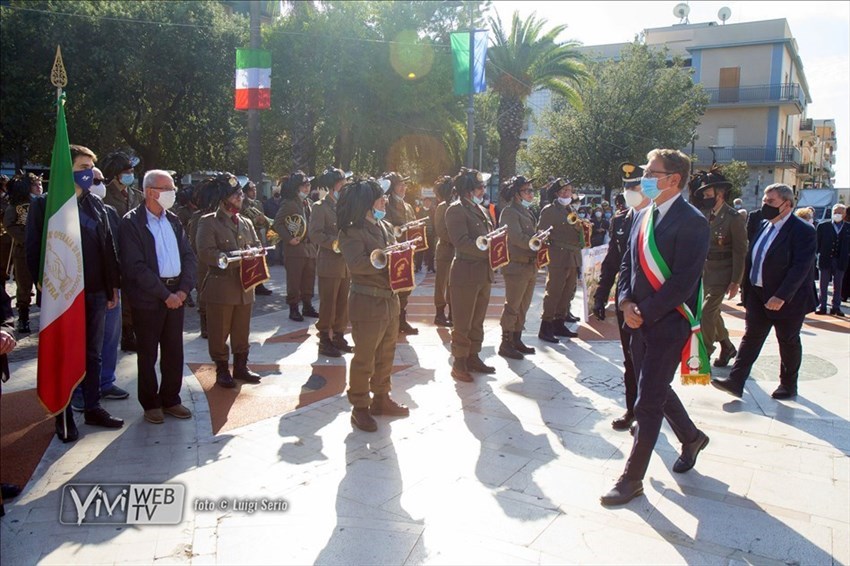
[701,83,806,112]
[692,146,801,166]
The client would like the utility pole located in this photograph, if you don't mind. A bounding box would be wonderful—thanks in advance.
[247,1,262,184]
[466,2,475,168]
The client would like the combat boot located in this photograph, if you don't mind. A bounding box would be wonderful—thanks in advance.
[370,393,410,417]
[289,303,304,322]
[331,333,353,353]
[434,306,451,327]
[513,332,535,354]
[351,407,378,432]
[318,331,342,358]
[538,320,559,343]
[398,310,419,335]
[498,331,524,360]
[553,318,578,338]
[301,301,319,318]
[16,304,30,334]
[713,339,737,368]
[199,312,208,339]
[233,353,261,383]
[451,357,473,382]
[468,353,496,374]
[215,360,236,388]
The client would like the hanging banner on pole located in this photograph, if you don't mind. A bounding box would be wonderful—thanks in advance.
[451,31,488,95]
[235,48,271,110]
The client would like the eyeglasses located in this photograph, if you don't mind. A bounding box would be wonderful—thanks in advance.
[93,178,105,184]
[643,170,673,179]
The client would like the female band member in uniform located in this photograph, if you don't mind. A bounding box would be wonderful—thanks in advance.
[445,169,496,382]
[336,179,409,432]
[537,179,582,343]
[432,176,454,327]
[383,171,419,335]
[497,176,539,360]
[195,174,262,388]
[308,167,352,358]
[273,171,318,321]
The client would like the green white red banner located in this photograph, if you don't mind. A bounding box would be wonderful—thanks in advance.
[235,48,271,110]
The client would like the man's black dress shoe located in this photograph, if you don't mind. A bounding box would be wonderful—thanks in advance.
[611,411,635,431]
[830,309,846,317]
[600,477,644,506]
[713,340,737,368]
[771,384,797,399]
[84,407,124,428]
[255,284,273,296]
[672,430,709,473]
[710,377,743,398]
[815,308,827,315]
[55,412,79,443]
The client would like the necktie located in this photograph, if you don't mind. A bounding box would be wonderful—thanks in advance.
[749,224,774,285]
[652,207,659,226]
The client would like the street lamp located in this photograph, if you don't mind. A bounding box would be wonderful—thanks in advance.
[708,145,725,165]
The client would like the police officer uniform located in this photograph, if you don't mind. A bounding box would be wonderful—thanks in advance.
[383,172,419,335]
[537,179,582,341]
[273,174,318,321]
[433,186,454,327]
[308,172,351,358]
[195,175,262,388]
[445,171,495,382]
[498,177,539,360]
[689,169,747,367]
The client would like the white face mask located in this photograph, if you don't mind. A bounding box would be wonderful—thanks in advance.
[90,181,107,199]
[557,197,571,206]
[157,190,176,210]
[623,189,644,209]
[834,213,845,223]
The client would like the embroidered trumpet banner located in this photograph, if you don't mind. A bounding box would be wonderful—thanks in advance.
[489,230,510,270]
[240,254,270,292]
[636,205,710,385]
[535,245,550,269]
[388,247,415,293]
[406,225,427,252]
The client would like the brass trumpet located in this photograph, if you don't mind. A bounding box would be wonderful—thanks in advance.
[217,246,276,269]
[332,239,341,253]
[567,211,578,224]
[392,218,427,238]
[369,236,423,269]
[529,227,553,251]
[475,225,508,251]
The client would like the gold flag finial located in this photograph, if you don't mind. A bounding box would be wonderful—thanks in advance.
[51,45,68,89]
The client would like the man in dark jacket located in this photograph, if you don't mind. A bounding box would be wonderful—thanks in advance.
[815,203,849,316]
[119,170,197,424]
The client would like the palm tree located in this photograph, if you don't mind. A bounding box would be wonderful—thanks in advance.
[487,11,589,179]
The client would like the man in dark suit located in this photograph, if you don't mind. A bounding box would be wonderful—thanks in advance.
[815,203,849,316]
[601,149,711,506]
[712,184,817,400]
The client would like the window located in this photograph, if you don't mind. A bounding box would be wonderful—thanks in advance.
[717,128,735,147]
[719,67,740,102]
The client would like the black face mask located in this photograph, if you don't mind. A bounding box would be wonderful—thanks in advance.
[698,197,717,211]
[761,202,783,220]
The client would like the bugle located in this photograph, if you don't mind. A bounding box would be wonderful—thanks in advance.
[392,218,427,238]
[475,225,508,251]
[369,236,423,269]
[217,246,276,269]
[528,227,553,251]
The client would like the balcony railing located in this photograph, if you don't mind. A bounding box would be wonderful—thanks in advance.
[701,83,805,107]
[692,146,801,165]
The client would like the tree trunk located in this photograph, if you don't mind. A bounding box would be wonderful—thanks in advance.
[291,104,315,173]
[496,94,524,180]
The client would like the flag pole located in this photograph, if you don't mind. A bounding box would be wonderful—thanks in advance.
[466,3,475,168]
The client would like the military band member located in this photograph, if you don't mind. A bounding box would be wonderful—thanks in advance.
[2,176,36,333]
[336,179,409,432]
[497,176,539,360]
[195,173,262,388]
[309,167,353,358]
[273,171,318,321]
[537,178,581,342]
[593,163,648,431]
[241,180,273,296]
[689,167,747,367]
[188,179,221,339]
[383,171,419,335]
[446,169,496,382]
[432,176,454,327]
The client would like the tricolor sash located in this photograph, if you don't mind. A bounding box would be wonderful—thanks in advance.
[636,205,710,385]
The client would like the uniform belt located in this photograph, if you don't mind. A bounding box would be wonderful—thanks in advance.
[350,283,394,298]
[454,251,487,262]
[160,277,180,286]
[707,251,732,260]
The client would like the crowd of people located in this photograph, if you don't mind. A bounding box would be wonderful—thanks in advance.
[0,143,848,509]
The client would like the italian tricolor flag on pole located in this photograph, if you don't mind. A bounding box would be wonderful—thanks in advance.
[38,94,86,414]
[235,48,271,110]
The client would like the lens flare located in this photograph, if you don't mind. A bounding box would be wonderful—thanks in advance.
[390,30,434,81]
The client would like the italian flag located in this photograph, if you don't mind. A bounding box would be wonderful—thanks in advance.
[235,48,271,110]
[38,94,86,414]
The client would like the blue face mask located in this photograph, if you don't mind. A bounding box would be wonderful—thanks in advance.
[604,212,612,219]
[120,173,136,186]
[373,209,386,221]
[521,199,533,209]
[73,168,94,191]
[640,177,662,200]
[472,195,484,205]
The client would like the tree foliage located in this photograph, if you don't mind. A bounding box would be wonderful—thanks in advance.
[522,43,708,201]
[718,160,749,202]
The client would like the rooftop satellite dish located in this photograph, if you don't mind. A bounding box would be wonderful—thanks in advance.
[673,3,690,23]
[718,7,732,24]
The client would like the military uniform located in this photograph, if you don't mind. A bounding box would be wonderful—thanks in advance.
[0,192,11,284]
[338,218,399,409]
[173,204,194,230]
[195,207,260,368]
[188,209,211,336]
[702,202,747,356]
[538,200,582,326]
[499,201,538,334]
[308,193,351,353]
[433,199,454,323]
[446,199,494,366]
[2,197,34,330]
[385,193,418,332]
[241,196,271,239]
[273,196,317,310]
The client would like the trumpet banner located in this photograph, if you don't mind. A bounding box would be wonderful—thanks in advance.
[240,254,270,292]
[488,230,510,270]
[406,225,428,252]
[535,245,550,269]
[388,246,415,293]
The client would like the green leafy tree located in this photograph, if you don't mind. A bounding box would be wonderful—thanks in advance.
[486,10,589,181]
[718,160,749,202]
[523,43,708,201]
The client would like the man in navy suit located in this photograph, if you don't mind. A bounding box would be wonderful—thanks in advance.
[815,203,849,316]
[601,149,711,506]
[712,184,817,400]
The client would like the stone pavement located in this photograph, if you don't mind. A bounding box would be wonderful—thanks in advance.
[1,265,848,565]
